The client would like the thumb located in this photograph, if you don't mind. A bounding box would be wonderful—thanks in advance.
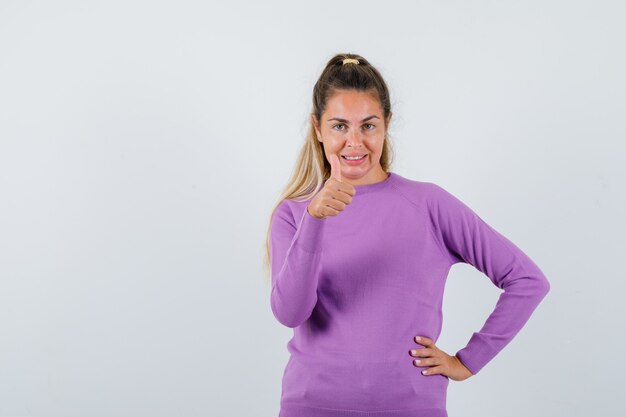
[329,154,342,182]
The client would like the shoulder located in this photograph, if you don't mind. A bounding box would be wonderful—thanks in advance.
[389,172,452,206]
[271,197,310,228]
[390,174,474,222]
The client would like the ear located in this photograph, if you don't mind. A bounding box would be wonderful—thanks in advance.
[311,114,322,142]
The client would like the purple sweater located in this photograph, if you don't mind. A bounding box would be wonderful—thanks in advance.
[269,171,550,417]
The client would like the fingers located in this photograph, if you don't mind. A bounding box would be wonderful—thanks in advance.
[408,347,433,361]
[329,153,342,182]
[410,336,444,375]
[409,351,443,374]
[409,336,436,361]
[414,335,434,347]
[318,153,356,219]
[409,348,446,375]
[420,365,447,376]
[325,153,355,202]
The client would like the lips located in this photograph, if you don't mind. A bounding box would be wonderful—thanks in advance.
[341,154,368,165]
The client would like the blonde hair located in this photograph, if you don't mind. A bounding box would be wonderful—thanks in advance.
[262,53,395,286]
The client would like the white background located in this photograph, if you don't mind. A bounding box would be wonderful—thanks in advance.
[1,1,624,416]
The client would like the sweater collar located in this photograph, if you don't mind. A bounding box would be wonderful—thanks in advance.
[351,171,395,195]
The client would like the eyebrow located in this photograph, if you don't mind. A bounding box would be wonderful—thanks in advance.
[327,115,380,123]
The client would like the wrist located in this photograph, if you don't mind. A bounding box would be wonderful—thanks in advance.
[307,205,324,219]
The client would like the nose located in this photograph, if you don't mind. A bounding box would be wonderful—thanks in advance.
[347,130,365,148]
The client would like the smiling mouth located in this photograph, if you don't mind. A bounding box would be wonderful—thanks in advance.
[342,154,367,160]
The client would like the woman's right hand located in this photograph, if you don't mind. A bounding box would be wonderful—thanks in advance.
[307,154,356,219]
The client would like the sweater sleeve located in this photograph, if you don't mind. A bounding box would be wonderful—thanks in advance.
[269,200,326,328]
[428,183,550,375]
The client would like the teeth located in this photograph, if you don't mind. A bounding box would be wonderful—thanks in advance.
[344,155,365,160]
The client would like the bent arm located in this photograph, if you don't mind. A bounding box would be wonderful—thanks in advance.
[269,201,326,328]
[428,183,551,375]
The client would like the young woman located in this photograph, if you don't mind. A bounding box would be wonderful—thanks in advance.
[264,53,550,417]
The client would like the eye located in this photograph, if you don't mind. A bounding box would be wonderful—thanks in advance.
[364,123,375,130]
[332,123,346,131]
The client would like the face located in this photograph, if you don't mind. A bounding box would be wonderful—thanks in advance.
[312,89,391,185]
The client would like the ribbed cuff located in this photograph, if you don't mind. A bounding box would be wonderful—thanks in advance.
[455,332,496,375]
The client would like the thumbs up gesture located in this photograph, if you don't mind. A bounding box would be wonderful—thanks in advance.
[307,154,357,219]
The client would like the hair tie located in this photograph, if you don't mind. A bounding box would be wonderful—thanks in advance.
[342,58,360,65]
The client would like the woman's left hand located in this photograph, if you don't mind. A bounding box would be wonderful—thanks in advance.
[408,335,474,382]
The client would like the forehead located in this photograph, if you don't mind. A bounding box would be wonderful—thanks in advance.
[324,89,382,118]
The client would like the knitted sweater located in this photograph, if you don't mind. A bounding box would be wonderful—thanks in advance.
[269,171,550,417]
